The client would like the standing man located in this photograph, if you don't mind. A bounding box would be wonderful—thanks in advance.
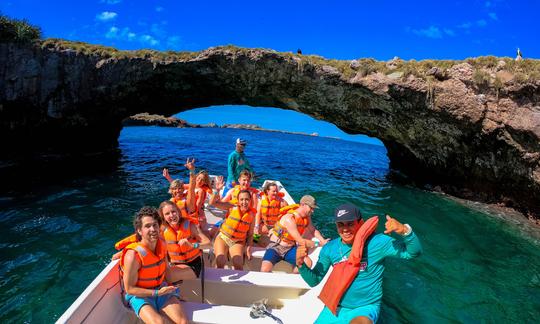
[224,138,253,197]
[121,206,189,324]
[296,203,422,323]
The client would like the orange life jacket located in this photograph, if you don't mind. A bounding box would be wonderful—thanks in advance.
[120,239,167,289]
[260,193,285,227]
[195,186,212,205]
[163,221,201,264]
[318,216,379,315]
[195,186,212,222]
[270,207,308,244]
[229,185,259,205]
[220,207,255,242]
[115,233,138,250]
[279,203,299,215]
[170,197,199,225]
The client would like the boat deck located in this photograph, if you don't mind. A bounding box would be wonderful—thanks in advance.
[56,180,327,323]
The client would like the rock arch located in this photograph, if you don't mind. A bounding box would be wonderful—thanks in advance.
[1,42,539,218]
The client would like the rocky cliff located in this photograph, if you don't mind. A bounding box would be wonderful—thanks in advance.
[122,113,196,127]
[1,40,539,219]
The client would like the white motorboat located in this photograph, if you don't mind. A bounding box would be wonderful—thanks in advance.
[56,180,327,324]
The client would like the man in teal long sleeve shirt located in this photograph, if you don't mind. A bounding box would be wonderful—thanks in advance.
[224,138,253,196]
[297,203,422,323]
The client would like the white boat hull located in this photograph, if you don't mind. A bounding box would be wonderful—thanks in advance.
[57,180,327,324]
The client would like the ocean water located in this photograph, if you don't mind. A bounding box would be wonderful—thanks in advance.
[1,126,539,323]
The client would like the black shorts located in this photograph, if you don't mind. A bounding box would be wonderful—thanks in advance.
[172,255,203,278]
[187,255,203,278]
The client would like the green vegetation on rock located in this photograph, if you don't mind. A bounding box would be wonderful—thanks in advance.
[0,14,42,43]
[3,14,540,89]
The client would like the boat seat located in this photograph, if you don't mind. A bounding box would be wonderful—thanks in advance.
[184,301,286,324]
[202,244,321,273]
[202,245,297,272]
[179,267,310,308]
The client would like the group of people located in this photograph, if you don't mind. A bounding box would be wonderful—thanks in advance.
[114,138,423,324]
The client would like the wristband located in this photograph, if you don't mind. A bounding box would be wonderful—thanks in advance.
[402,224,412,236]
[189,170,195,175]
[154,289,159,297]
[193,242,199,249]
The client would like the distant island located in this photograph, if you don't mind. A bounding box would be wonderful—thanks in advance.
[122,113,324,138]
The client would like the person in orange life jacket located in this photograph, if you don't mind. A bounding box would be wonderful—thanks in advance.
[254,182,288,246]
[158,200,210,279]
[296,204,422,324]
[121,206,189,324]
[163,167,212,233]
[209,177,256,270]
[221,169,259,210]
[260,195,328,273]
[111,158,201,261]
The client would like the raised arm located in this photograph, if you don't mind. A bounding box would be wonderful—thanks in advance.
[162,168,174,183]
[194,188,207,214]
[185,158,197,213]
[297,242,332,287]
[381,215,422,259]
[209,176,234,210]
[221,186,234,203]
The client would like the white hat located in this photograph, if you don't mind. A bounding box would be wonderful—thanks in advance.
[236,138,247,145]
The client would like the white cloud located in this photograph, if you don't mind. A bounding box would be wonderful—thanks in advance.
[105,26,119,39]
[156,6,164,12]
[412,26,443,39]
[96,11,118,22]
[102,20,176,49]
[167,36,182,49]
[477,19,487,27]
[443,29,455,36]
[140,35,160,46]
[458,22,472,29]
[105,26,137,42]
[101,0,122,4]
[488,12,498,20]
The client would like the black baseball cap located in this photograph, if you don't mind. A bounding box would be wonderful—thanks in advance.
[334,203,363,222]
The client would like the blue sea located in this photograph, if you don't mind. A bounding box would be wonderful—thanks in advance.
[1,126,539,323]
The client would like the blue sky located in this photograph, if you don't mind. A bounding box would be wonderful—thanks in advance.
[2,0,538,144]
[176,106,383,145]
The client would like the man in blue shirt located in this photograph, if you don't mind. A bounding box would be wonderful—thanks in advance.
[224,138,253,196]
[296,203,422,323]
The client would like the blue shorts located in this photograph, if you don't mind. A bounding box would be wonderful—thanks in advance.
[315,303,380,324]
[214,219,224,228]
[262,243,297,266]
[125,284,180,318]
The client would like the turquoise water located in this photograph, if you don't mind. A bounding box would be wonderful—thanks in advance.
[1,126,539,323]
